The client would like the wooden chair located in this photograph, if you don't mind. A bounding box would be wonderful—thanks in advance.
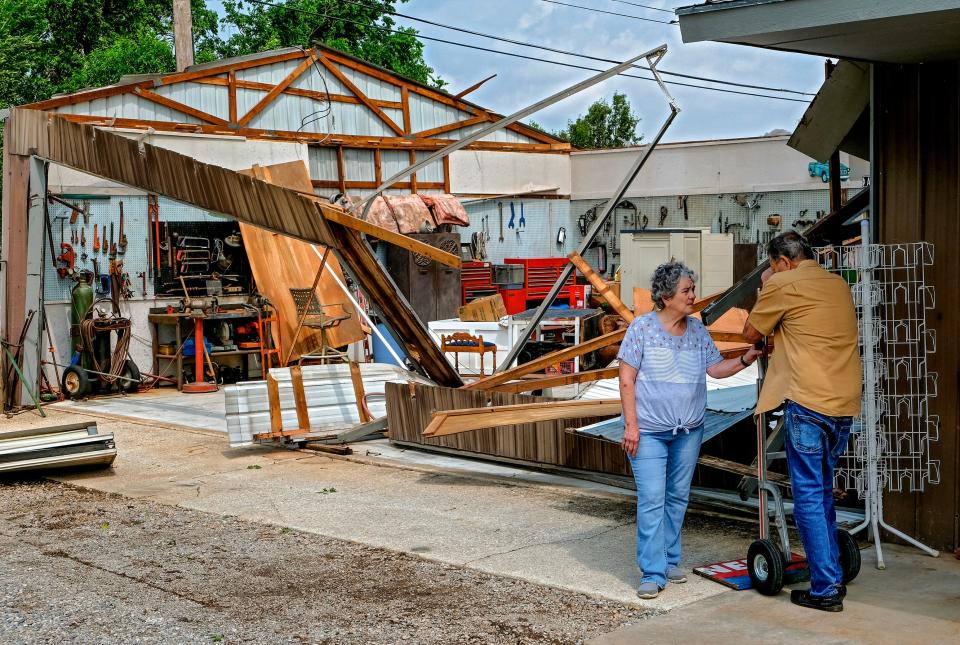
[440,332,497,376]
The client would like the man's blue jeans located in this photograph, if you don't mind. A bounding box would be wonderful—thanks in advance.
[627,427,703,588]
[784,400,852,598]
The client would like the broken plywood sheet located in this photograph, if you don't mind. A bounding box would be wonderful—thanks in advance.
[238,162,364,354]
[225,363,431,447]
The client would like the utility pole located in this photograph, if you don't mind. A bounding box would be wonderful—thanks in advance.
[173,0,194,72]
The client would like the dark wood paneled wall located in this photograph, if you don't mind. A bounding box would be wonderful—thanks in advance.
[876,62,960,551]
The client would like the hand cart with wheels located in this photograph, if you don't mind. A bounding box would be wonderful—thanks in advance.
[745,341,861,595]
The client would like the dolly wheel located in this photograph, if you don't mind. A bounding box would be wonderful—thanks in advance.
[120,359,141,393]
[61,365,91,400]
[748,539,785,595]
[838,529,861,584]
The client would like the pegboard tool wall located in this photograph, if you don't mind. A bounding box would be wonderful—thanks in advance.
[44,194,228,302]
[461,189,831,277]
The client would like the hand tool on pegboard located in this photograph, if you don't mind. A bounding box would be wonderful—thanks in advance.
[93,224,100,253]
[498,201,504,242]
[118,200,127,254]
[69,204,79,225]
[109,221,116,258]
[82,200,90,226]
[55,215,66,246]
[80,228,87,263]
[56,243,75,279]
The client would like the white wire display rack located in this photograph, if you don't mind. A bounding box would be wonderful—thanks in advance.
[815,218,939,567]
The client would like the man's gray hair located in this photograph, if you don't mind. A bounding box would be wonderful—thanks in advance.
[650,261,696,310]
[767,231,813,262]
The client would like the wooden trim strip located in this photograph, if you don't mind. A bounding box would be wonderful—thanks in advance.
[491,367,620,394]
[409,115,490,140]
[423,399,621,437]
[239,54,317,127]
[227,71,237,123]
[134,87,227,125]
[466,328,628,391]
[442,155,451,193]
[336,146,346,194]
[318,55,405,136]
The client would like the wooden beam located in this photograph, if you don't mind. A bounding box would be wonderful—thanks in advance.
[318,55,404,136]
[290,365,311,431]
[408,149,417,193]
[239,54,317,127]
[134,87,227,125]
[316,204,461,268]
[491,367,620,394]
[423,399,621,437]
[400,85,412,134]
[228,71,237,124]
[466,328,627,391]
[568,252,632,320]
[266,372,283,435]
[454,74,497,99]
[442,155,451,193]
[374,148,382,184]
[55,114,570,152]
[409,115,490,140]
[709,331,753,344]
[336,146,346,194]
[349,361,373,423]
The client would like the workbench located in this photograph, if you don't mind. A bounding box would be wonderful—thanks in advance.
[149,308,277,390]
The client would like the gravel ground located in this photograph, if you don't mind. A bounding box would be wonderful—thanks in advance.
[0,478,652,644]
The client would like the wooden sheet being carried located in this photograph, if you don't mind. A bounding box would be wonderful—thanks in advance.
[239,162,365,357]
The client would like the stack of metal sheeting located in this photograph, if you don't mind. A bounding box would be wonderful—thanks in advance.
[0,422,116,473]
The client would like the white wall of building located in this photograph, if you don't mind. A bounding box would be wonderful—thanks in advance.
[571,136,868,200]
[449,150,571,196]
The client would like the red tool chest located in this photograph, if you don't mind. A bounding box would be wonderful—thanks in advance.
[461,261,496,304]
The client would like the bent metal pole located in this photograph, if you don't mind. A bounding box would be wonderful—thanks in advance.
[354,45,670,221]
[498,46,680,372]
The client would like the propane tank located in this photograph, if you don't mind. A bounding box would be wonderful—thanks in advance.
[70,273,94,367]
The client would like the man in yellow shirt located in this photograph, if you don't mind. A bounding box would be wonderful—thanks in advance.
[743,231,862,612]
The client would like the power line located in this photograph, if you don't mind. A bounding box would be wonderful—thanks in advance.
[329,0,813,96]
[610,0,676,13]
[246,0,810,103]
[539,0,678,24]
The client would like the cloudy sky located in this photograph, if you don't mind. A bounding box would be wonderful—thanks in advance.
[216,1,829,142]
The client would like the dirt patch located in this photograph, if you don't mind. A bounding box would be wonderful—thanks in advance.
[0,479,651,644]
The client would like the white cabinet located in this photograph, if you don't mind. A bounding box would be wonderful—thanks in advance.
[619,230,733,301]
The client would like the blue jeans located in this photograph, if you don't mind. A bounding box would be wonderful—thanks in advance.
[784,400,852,598]
[627,427,703,588]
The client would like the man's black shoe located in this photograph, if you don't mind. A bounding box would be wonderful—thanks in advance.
[837,584,847,600]
[790,589,843,612]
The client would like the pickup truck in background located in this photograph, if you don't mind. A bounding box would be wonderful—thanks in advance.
[808,160,850,182]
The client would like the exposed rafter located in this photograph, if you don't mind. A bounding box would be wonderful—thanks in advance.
[317,55,405,136]
[133,87,227,125]
[239,53,318,127]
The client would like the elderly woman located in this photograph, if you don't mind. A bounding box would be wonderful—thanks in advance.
[618,261,760,599]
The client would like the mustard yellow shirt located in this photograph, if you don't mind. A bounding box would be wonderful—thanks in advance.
[748,260,862,417]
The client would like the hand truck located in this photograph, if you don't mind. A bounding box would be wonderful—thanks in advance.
[745,340,862,595]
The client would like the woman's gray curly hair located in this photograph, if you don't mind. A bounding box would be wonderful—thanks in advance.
[650,261,697,310]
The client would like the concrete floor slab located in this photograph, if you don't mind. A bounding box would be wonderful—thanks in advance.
[592,543,960,644]
[54,388,226,433]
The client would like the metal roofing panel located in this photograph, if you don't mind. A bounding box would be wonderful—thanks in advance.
[292,63,349,95]
[56,93,203,124]
[308,147,339,181]
[224,363,431,447]
[338,65,401,102]
[236,58,301,84]
[154,81,229,121]
[343,148,375,181]
[408,92,470,133]
[574,407,753,446]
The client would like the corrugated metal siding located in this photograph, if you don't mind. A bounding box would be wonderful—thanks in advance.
[291,63,349,95]
[154,81,229,121]
[408,92,470,133]
[380,150,410,178]
[56,94,203,124]
[238,87,395,137]
[308,147,339,181]
[449,123,537,144]
[338,64,401,102]
[343,148,375,181]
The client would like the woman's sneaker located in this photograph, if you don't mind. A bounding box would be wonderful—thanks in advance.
[636,582,661,599]
[667,567,687,583]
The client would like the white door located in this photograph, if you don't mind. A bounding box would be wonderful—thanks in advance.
[620,233,671,303]
[700,232,734,298]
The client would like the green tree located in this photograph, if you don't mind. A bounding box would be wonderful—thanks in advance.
[556,93,643,149]
[219,1,438,86]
